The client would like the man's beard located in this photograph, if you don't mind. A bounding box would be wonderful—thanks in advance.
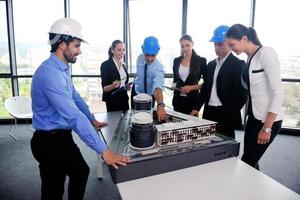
[63,51,77,64]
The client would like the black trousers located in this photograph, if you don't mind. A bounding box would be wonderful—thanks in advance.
[106,97,129,112]
[172,95,195,115]
[105,91,129,112]
[31,130,90,200]
[241,115,282,169]
[203,105,236,139]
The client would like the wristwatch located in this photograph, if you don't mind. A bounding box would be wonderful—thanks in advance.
[262,127,272,134]
[157,102,165,108]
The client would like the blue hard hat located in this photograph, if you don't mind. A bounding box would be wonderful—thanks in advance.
[142,36,160,55]
[210,25,229,43]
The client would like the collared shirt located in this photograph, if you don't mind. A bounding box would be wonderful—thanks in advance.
[31,54,106,154]
[134,54,165,96]
[208,52,230,106]
[112,57,127,87]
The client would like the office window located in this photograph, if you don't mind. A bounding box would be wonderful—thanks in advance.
[128,0,182,73]
[18,78,32,97]
[0,2,11,118]
[187,0,250,61]
[0,1,10,74]
[70,0,123,75]
[0,78,12,118]
[13,0,63,75]
[255,0,300,79]
[256,0,300,129]
[73,77,106,113]
[282,82,300,128]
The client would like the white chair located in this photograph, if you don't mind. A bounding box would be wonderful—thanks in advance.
[4,96,33,140]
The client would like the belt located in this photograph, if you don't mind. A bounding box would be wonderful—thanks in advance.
[35,129,72,135]
[207,105,223,108]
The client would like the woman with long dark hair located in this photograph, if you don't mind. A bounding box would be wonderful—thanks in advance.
[226,24,284,169]
[172,34,207,115]
[100,40,129,111]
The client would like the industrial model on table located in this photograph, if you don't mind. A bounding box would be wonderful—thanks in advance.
[106,93,240,183]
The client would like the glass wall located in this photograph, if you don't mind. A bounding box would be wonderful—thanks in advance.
[70,0,123,75]
[255,0,300,128]
[72,77,106,113]
[255,0,300,79]
[70,0,123,113]
[187,0,250,61]
[18,78,32,97]
[0,78,12,118]
[0,1,10,73]
[128,0,182,73]
[0,1,11,118]
[0,0,299,131]
[13,0,64,75]
[282,82,300,128]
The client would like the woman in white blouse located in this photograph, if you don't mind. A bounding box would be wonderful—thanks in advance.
[100,40,130,111]
[172,35,207,115]
[226,24,284,169]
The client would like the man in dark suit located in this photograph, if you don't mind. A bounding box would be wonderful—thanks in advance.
[191,25,247,139]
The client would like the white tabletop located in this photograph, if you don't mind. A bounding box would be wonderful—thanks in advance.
[117,157,300,200]
[94,111,123,145]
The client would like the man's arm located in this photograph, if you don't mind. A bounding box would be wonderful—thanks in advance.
[40,70,128,168]
[41,70,107,154]
[152,62,166,121]
[154,88,166,122]
[154,88,164,104]
[72,86,107,128]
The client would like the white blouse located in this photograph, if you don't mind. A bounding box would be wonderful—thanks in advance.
[179,64,190,82]
[113,58,127,87]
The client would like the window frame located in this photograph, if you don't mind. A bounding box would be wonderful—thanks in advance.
[0,0,299,134]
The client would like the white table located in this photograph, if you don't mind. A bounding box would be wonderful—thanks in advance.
[94,112,123,179]
[117,157,300,200]
[95,112,300,199]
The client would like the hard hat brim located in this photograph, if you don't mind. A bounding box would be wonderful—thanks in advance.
[209,37,225,43]
[48,32,88,45]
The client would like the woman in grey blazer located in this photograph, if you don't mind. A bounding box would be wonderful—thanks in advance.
[226,24,284,169]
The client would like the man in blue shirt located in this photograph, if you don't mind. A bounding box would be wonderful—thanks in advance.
[133,36,167,122]
[30,18,129,200]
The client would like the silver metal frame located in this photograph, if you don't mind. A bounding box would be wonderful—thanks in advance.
[7,116,33,141]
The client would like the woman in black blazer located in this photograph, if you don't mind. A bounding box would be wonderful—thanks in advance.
[172,35,207,115]
[100,40,129,112]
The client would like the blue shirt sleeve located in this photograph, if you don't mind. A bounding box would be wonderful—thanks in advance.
[134,54,145,94]
[151,61,165,94]
[39,67,107,154]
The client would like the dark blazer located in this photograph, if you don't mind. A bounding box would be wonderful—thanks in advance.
[173,51,207,100]
[194,53,247,128]
[100,57,129,102]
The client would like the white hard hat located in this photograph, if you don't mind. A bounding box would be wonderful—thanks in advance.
[49,18,87,44]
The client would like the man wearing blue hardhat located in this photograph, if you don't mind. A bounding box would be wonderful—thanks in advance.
[132,36,166,122]
[192,25,247,139]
